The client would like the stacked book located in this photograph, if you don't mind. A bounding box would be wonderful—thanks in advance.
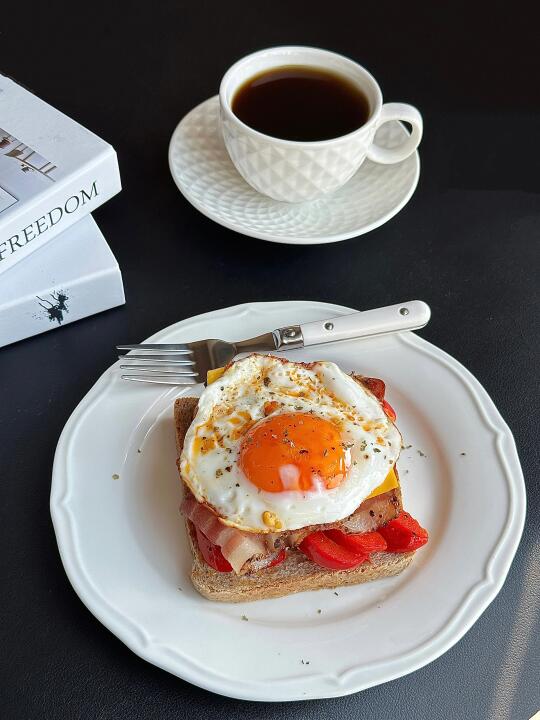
[0,73,124,347]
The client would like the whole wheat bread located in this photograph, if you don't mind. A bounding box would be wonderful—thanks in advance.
[174,391,413,603]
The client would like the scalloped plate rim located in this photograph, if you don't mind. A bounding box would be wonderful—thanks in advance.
[50,300,525,701]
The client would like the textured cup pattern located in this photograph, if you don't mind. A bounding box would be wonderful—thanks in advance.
[221,111,377,202]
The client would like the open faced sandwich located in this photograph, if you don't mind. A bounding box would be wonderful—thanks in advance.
[175,354,428,602]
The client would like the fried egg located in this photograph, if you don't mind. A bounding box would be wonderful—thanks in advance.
[180,354,401,533]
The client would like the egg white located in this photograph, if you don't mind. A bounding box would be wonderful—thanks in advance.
[180,354,401,533]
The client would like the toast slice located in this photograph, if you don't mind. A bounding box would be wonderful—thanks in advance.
[174,395,413,603]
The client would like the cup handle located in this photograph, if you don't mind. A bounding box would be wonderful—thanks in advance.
[366,103,423,164]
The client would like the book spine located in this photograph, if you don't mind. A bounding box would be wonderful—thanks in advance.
[0,264,125,348]
[0,148,121,275]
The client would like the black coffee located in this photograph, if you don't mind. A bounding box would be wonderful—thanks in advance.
[231,65,370,142]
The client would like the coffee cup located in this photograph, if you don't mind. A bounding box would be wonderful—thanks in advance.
[219,46,422,203]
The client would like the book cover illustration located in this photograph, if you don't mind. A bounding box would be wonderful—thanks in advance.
[0,127,58,212]
[36,290,69,325]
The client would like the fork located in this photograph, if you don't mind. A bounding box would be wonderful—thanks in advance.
[117,300,431,386]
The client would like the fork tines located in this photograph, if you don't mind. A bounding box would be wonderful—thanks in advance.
[116,343,198,385]
[118,355,194,364]
[119,375,198,385]
[116,344,193,352]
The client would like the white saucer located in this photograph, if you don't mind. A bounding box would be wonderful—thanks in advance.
[168,97,420,245]
[51,301,525,701]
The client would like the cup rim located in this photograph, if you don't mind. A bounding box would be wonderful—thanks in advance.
[219,45,383,148]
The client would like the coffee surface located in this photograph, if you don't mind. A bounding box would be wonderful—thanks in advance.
[231,65,370,142]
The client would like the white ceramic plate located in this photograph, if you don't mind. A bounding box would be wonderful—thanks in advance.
[51,301,525,701]
[168,97,420,244]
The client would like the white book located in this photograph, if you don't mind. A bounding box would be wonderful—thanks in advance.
[0,74,121,274]
[0,214,125,347]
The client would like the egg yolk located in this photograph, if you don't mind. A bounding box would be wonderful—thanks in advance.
[239,412,348,493]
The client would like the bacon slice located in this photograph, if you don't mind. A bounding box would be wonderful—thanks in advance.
[340,491,401,533]
[181,495,268,574]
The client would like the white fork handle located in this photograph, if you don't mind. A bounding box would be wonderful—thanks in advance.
[299,301,431,347]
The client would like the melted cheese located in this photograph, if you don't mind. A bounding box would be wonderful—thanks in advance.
[367,466,399,499]
[207,367,226,385]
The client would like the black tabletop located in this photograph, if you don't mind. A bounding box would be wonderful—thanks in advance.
[1,2,539,718]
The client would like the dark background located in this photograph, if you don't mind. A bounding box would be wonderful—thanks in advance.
[1,1,539,718]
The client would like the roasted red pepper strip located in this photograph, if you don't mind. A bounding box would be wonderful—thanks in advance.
[361,377,397,420]
[379,512,428,552]
[299,531,367,570]
[361,377,386,402]
[195,526,233,572]
[382,399,397,422]
[325,529,387,554]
